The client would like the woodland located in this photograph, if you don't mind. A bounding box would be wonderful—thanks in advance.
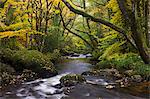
[0,0,150,98]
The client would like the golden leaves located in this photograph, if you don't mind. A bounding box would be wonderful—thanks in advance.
[106,0,119,12]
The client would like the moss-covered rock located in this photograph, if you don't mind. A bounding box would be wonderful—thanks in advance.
[0,48,58,78]
[0,62,16,87]
[60,74,86,87]
[82,69,122,79]
[0,62,15,74]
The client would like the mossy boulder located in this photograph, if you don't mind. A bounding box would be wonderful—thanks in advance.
[0,62,15,74]
[0,48,58,78]
[60,74,86,87]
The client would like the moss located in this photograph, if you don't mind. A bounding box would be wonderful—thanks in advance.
[0,62,15,74]
[94,53,150,80]
[0,62,16,87]
[60,74,86,87]
[0,48,58,78]
[95,60,113,69]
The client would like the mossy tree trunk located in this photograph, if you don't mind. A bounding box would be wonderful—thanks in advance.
[117,0,149,64]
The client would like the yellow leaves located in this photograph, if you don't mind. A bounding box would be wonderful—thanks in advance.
[62,6,75,19]
[52,0,61,5]
[4,22,29,31]
[0,21,6,30]
[55,10,60,14]
[0,29,30,39]
[111,11,122,24]
[0,29,44,39]
[106,0,119,12]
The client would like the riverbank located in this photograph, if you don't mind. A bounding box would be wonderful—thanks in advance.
[0,48,62,89]
[1,56,149,99]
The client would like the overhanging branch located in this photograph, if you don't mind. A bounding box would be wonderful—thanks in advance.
[58,4,94,49]
[62,0,137,49]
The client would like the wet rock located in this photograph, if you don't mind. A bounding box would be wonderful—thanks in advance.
[52,84,63,89]
[117,77,131,87]
[63,87,75,95]
[114,73,122,79]
[124,70,134,76]
[86,54,92,58]
[60,74,86,87]
[82,69,120,77]
[105,85,115,89]
[131,75,143,82]
[70,53,80,57]
[86,79,109,86]
[86,80,98,85]
[81,70,99,76]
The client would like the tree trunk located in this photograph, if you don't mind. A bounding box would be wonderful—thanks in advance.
[117,0,149,64]
[62,0,150,64]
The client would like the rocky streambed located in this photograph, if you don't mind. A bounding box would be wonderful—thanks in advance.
[0,54,149,99]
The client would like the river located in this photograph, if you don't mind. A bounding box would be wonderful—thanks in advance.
[0,54,149,99]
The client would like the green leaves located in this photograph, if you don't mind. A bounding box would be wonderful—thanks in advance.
[100,41,126,60]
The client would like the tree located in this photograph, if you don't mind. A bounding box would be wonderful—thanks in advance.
[62,0,149,64]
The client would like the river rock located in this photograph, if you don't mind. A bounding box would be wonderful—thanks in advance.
[124,70,134,76]
[131,75,142,82]
[82,69,120,77]
[60,74,86,87]
[70,53,80,57]
[81,70,99,76]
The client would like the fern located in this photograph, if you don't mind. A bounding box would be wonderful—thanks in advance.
[100,41,126,60]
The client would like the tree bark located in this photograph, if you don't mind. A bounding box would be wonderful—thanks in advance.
[117,0,149,64]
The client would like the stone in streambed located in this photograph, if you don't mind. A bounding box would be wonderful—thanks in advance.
[131,75,142,82]
[60,74,86,87]
[124,70,135,76]
[82,69,121,77]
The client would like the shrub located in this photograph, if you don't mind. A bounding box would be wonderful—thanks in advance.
[94,53,150,79]
[46,49,61,63]
[113,53,143,71]
[95,60,113,69]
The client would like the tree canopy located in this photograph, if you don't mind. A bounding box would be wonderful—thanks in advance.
[0,0,149,64]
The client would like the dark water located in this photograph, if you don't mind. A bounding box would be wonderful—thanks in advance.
[0,55,149,99]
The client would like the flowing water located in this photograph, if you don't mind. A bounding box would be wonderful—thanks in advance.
[0,54,149,99]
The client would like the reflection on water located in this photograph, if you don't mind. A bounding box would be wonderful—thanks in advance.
[56,59,92,74]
